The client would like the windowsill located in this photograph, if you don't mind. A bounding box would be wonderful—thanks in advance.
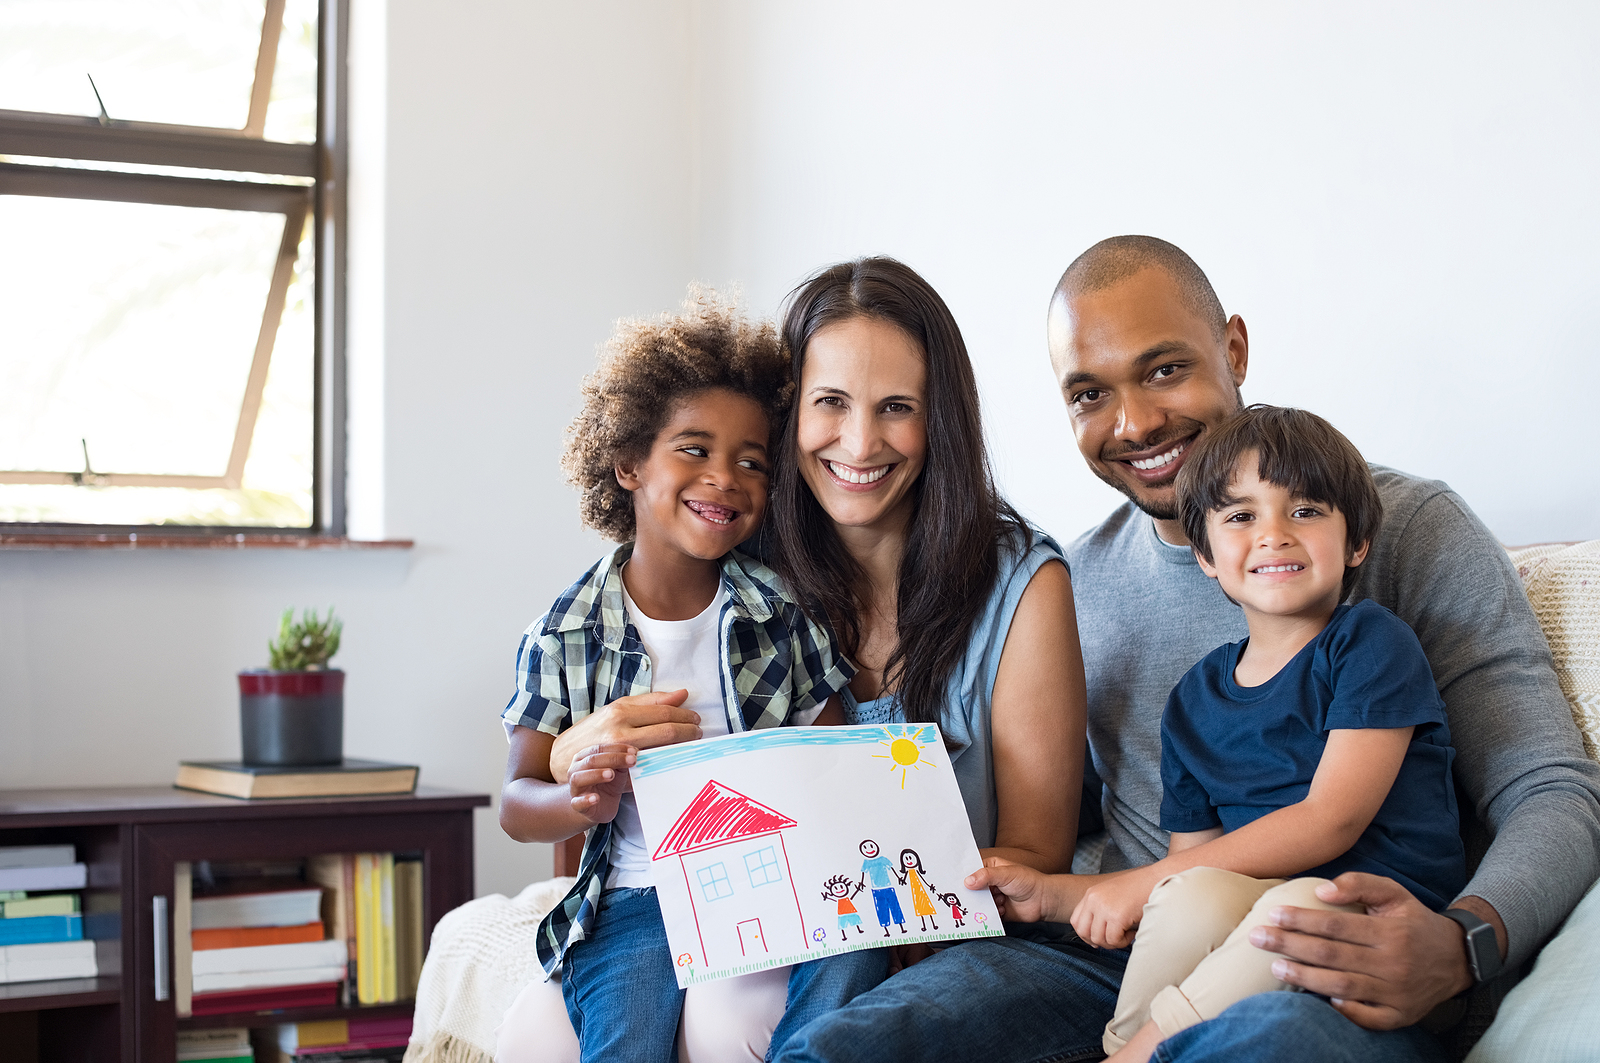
[0,532,413,551]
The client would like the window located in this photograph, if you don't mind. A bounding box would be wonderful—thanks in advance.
[744,846,782,888]
[696,862,734,902]
[0,0,345,533]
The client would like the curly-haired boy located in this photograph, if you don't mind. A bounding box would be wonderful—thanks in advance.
[498,290,883,1063]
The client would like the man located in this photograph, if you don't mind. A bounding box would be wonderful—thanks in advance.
[778,237,1600,1063]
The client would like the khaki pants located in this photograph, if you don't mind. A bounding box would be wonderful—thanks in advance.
[1103,867,1363,1055]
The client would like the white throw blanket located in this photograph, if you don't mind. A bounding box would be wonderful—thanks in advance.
[403,877,574,1063]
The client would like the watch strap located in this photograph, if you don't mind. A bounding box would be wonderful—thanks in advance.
[1441,907,1503,985]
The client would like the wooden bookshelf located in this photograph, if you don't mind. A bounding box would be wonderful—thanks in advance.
[0,784,489,1063]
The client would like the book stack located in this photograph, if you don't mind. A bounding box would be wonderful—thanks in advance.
[178,1027,255,1063]
[312,853,423,1005]
[190,886,346,1014]
[263,1016,412,1063]
[0,844,96,983]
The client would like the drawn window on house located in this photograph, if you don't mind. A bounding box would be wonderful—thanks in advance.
[696,862,734,902]
[0,0,336,531]
[744,846,782,888]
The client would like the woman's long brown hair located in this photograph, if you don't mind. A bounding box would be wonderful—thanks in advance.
[770,257,1027,726]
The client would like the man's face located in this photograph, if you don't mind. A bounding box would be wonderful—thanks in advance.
[860,840,878,858]
[1048,268,1248,525]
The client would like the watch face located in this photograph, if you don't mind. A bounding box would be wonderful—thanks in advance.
[1465,923,1500,982]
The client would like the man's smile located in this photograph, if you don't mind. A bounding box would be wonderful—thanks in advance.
[1128,439,1189,471]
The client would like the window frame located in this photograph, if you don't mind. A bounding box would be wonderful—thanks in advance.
[0,0,348,538]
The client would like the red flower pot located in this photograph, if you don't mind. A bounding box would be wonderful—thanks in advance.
[238,669,345,766]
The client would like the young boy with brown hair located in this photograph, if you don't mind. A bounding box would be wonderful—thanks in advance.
[971,405,1466,1063]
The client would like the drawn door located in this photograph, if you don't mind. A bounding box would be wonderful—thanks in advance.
[736,918,766,956]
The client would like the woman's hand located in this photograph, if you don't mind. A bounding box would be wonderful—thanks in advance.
[548,689,701,784]
[568,743,637,824]
[1070,868,1156,949]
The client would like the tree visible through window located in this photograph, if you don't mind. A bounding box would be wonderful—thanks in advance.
[0,0,335,529]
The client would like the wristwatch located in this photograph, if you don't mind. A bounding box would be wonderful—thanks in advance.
[1441,908,1503,986]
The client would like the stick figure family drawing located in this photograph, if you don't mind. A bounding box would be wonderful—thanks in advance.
[820,839,969,940]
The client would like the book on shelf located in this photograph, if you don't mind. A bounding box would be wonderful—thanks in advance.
[307,853,356,1000]
[0,845,76,869]
[177,1027,254,1063]
[277,1015,412,1054]
[0,863,87,892]
[394,856,424,999]
[175,759,419,800]
[0,913,81,946]
[193,887,325,929]
[176,861,194,1017]
[0,893,80,918]
[190,981,339,1016]
[354,853,398,1004]
[193,964,349,994]
[193,938,347,977]
[194,921,324,950]
[0,939,97,983]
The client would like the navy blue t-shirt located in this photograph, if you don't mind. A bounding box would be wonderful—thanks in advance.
[1160,600,1467,911]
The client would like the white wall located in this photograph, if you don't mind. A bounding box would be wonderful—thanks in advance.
[692,0,1600,547]
[3,1,1596,900]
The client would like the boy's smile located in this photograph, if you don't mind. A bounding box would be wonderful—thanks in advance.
[1195,460,1368,627]
[615,388,770,614]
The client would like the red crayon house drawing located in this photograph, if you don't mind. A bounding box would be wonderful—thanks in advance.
[653,780,810,969]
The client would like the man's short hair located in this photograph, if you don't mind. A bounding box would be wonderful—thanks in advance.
[1056,235,1227,341]
[1177,405,1383,599]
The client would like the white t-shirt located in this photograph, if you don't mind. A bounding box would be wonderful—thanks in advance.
[605,578,730,889]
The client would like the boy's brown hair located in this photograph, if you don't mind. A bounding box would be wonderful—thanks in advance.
[562,288,791,542]
[1177,405,1383,599]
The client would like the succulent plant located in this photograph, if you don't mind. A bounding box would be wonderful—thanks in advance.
[267,607,343,671]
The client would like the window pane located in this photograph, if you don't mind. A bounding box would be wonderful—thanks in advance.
[0,196,314,527]
[263,0,319,144]
[0,1,268,130]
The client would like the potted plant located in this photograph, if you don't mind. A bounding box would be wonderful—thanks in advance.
[239,608,345,766]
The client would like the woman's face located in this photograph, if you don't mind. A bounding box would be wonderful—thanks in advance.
[797,315,928,534]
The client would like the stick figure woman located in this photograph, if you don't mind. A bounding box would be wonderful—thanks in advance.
[898,848,939,931]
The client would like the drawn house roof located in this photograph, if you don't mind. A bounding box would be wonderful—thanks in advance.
[653,780,798,859]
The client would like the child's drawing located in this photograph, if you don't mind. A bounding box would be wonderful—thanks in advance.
[899,848,939,931]
[822,874,866,941]
[939,891,968,928]
[651,780,807,969]
[859,839,909,936]
[632,723,1005,986]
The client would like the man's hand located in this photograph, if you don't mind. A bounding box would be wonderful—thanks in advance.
[966,858,1069,924]
[549,690,700,784]
[1070,869,1154,948]
[568,743,636,825]
[1249,872,1480,1029]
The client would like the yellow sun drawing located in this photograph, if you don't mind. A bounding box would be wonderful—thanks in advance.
[871,725,940,789]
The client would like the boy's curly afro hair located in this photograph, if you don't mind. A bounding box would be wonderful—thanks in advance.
[563,287,793,542]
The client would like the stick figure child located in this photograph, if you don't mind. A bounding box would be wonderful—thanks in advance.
[822,874,866,941]
[938,892,967,928]
[898,848,939,932]
[857,839,907,936]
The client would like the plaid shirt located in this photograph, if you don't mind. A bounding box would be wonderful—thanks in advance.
[501,543,853,975]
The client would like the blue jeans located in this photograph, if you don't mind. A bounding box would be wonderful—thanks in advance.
[871,886,905,929]
[768,947,892,1061]
[777,935,1450,1063]
[562,887,683,1063]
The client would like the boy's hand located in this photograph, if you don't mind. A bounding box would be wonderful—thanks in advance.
[965,858,1056,923]
[568,743,636,824]
[549,689,701,784]
[1070,870,1153,949]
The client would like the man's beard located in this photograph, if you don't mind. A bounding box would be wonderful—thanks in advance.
[1091,462,1180,521]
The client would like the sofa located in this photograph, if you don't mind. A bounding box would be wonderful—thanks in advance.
[404,540,1600,1063]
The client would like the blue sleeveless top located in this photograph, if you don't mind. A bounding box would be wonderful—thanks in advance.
[842,524,1067,848]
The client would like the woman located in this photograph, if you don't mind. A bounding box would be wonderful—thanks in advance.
[497,257,1088,1061]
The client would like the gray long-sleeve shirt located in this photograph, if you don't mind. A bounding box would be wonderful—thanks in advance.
[1066,465,1600,970]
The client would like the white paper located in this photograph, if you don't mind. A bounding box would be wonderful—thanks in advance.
[632,723,1004,986]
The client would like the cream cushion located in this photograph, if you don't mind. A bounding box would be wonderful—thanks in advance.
[1506,541,1600,762]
